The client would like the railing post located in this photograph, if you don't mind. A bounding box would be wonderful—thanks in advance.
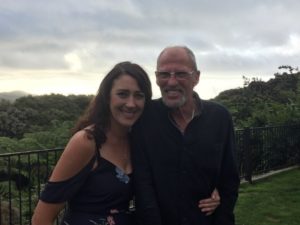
[0,195,2,225]
[243,127,253,183]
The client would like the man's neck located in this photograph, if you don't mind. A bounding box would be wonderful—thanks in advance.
[170,99,196,132]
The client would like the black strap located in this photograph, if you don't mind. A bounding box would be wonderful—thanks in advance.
[83,128,102,163]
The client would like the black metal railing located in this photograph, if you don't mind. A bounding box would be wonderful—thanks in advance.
[0,124,299,224]
[235,124,300,182]
[0,148,63,225]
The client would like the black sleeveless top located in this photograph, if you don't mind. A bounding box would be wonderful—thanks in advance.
[40,133,134,225]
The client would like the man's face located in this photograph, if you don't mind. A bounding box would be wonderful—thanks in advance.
[156,47,199,108]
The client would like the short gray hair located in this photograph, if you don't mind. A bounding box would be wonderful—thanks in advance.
[157,45,198,70]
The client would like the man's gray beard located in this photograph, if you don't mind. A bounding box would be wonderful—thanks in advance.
[162,95,186,109]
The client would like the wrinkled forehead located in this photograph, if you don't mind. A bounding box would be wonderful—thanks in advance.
[157,48,194,70]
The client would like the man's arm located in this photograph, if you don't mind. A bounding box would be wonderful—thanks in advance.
[213,118,240,225]
[131,124,162,225]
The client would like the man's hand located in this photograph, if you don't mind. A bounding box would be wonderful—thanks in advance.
[198,188,220,216]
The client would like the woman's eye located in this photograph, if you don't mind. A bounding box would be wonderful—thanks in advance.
[135,92,145,99]
[117,92,129,98]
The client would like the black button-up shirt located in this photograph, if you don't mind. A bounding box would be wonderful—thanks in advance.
[132,94,240,225]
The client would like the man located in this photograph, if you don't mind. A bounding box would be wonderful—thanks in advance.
[132,46,240,225]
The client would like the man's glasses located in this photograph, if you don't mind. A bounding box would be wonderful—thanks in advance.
[155,71,195,80]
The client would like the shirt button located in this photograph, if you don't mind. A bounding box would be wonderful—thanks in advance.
[181,217,189,225]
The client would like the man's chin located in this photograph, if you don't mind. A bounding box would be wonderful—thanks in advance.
[162,97,185,108]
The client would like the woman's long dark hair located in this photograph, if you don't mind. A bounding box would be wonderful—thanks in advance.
[72,61,152,147]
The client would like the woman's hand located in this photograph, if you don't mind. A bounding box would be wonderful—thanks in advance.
[198,188,220,216]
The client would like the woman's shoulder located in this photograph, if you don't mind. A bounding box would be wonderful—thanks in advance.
[66,129,97,160]
[49,129,97,181]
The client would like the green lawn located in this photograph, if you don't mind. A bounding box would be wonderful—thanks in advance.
[235,168,300,225]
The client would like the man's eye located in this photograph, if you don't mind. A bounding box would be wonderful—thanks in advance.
[156,72,170,78]
[176,72,188,78]
[159,72,170,78]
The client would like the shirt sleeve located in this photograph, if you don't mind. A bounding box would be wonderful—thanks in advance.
[213,115,240,225]
[131,121,162,225]
[39,156,96,203]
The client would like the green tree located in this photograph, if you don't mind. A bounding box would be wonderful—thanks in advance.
[0,137,20,153]
[214,69,300,128]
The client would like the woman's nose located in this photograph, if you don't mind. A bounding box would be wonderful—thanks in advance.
[125,96,136,107]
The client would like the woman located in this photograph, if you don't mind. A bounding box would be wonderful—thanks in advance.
[32,61,152,225]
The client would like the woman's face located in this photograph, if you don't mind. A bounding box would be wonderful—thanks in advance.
[110,74,145,129]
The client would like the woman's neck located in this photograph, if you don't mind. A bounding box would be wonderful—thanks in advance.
[107,130,127,141]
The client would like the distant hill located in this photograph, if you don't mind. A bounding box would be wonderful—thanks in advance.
[0,91,30,102]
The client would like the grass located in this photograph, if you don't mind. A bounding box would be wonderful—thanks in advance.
[234,168,300,225]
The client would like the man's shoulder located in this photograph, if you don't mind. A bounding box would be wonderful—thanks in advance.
[131,99,163,134]
[202,99,226,109]
[146,98,165,112]
[201,99,231,116]
[149,98,162,106]
[137,99,162,120]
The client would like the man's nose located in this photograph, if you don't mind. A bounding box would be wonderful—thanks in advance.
[167,74,179,85]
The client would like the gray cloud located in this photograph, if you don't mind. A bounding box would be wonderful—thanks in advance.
[0,0,299,97]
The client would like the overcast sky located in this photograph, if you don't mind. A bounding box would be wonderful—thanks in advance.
[0,0,299,99]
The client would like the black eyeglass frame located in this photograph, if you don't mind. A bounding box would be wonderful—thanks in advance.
[155,71,196,80]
